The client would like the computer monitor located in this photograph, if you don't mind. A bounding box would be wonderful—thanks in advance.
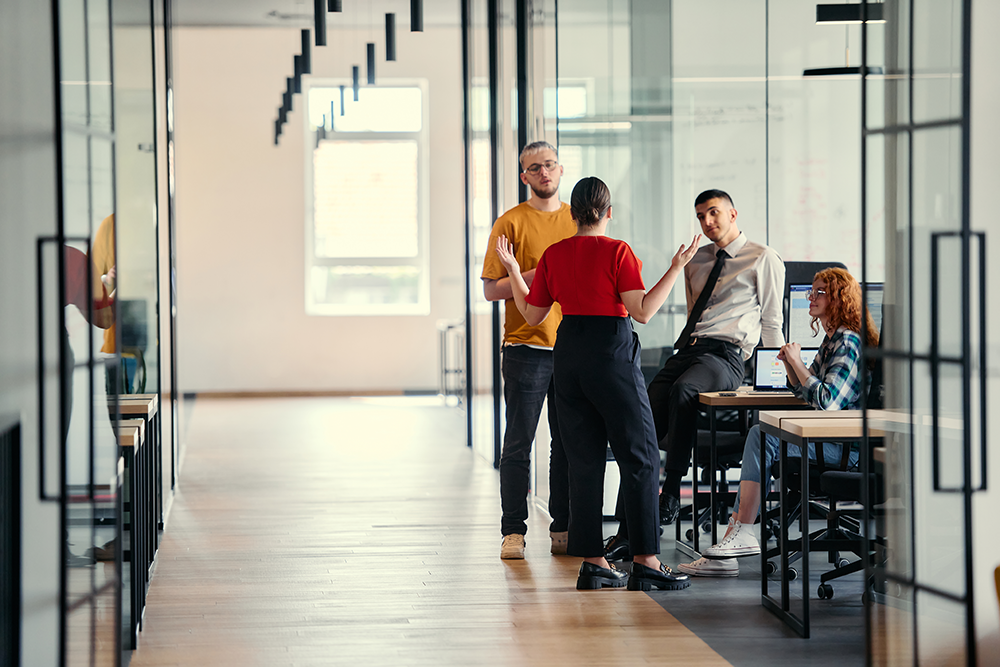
[787,284,822,345]
[787,281,885,344]
[864,282,884,334]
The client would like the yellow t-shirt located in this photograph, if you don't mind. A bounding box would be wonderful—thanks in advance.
[91,214,116,353]
[481,201,576,348]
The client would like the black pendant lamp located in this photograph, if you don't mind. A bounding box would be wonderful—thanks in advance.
[301,29,311,74]
[313,0,326,46]
[410,0,423,32]
[386,13,396,61]
[815,3,885,24]
[352,66,360,101]
[367,43,376,84]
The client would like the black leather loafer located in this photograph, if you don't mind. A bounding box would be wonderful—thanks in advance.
[627,562,691,591]
[576,561,629,590]
[659,493,681,525]
[603,534,631,562]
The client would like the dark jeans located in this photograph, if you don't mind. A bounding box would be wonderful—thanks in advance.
[647,339,745,475]
[499,345,570,536]
[555,316,661,557]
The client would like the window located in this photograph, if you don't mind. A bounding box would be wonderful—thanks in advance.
[305,82,429,315]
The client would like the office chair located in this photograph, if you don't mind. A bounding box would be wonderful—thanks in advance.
[814,326,886,600]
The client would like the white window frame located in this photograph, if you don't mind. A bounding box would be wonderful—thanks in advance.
[303,78,431,316]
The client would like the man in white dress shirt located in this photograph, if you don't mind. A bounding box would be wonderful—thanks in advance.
[652,189,785,520]
[603,190,785,570]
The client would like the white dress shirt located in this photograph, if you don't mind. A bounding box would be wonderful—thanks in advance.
[683,232,785,360]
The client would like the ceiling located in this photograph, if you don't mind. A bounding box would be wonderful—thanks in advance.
[170,0,461,28]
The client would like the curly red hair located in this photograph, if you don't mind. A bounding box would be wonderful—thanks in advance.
[810,267,879,349]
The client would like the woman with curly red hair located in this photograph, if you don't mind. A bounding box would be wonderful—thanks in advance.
[678,267,878,577]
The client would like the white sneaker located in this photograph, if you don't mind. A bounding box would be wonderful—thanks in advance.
[550,531,568,555]
[677,557,739,577]
[500,534,525,559]
[702,521,760,558]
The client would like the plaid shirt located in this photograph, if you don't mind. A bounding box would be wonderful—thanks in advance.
[793,327,864,411]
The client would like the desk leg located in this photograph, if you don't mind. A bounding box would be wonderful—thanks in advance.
[780,436,790,613]
[800,436,811,637]
[760,426,768,601]
[125,447,139,648]
[692,426,700,555]
[709,407,718,546]
[152,411,163,536]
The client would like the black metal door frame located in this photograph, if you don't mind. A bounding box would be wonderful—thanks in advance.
[860,0,984,662]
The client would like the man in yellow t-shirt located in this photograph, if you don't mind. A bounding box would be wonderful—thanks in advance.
[482,141,576,560]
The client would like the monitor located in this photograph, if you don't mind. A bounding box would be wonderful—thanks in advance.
[787,284,822,345]
[864,282,884,334]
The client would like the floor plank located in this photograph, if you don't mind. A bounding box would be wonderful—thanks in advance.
[129,397,729,666]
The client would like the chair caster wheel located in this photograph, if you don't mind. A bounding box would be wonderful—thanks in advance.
[837,558,851,569]
[700,523,712,534]
[786,567,798,581]
[685,529,694,541]
[765,561,777,575]
[818,583,834,600]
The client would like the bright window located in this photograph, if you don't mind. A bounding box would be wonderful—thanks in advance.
[305,83,429,315]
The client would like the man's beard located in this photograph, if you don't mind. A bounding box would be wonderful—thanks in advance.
[530,182,558,200]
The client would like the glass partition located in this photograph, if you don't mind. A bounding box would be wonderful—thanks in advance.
[57,0,122,663]
[466,0,498,467]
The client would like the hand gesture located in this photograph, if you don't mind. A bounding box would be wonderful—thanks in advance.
[670,234,703,271]
[777,341,801,362]
[496,236,520,275]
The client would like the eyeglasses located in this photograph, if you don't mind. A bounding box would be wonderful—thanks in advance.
[806,289,828,300]
[523,160,559,175]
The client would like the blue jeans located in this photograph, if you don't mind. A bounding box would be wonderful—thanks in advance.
[734,424,860,514]
[499,345,570,536]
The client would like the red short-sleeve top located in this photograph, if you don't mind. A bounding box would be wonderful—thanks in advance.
[526,235,645,317]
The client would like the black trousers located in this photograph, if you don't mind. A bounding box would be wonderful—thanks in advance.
[554,316,661,557]
[499,345,570,536]
[647,338,745,475]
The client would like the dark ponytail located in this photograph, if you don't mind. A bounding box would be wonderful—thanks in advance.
[570,177,611,227]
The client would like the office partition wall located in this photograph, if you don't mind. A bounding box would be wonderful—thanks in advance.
[862,0,982,662]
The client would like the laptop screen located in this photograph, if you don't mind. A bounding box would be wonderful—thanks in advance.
[753,347,820,391]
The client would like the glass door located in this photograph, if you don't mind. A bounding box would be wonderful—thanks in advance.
[55,0,122,664]
[863,0,981,662]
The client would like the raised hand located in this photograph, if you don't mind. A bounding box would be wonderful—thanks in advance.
[670,234,703,271]
[496,235,521,275]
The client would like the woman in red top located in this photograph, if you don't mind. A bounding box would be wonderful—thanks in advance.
[497,176,701,591]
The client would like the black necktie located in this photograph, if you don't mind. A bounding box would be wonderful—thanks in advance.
[674,248,727,349]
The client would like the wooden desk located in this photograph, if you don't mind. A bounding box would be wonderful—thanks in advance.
[114,416,152,650]
[758,415,884,638]
[679,390,810,558]
[118,394,161,534]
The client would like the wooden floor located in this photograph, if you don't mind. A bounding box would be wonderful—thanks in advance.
[128,396,731,666]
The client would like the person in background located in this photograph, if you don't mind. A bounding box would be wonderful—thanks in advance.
[496,176,698,591]
[482,141,576,559]
[680,267,878,577]
[604,189,785,561]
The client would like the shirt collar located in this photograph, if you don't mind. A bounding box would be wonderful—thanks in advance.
[715,232,747,258]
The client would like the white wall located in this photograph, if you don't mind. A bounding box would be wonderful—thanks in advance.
[970,0,1000,651]
[173,26,465,393]
[0,1,61,663]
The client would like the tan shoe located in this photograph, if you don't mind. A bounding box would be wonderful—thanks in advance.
[550,531,568,555]
[500,534,525,559]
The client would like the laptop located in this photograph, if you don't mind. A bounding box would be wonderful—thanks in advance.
[751,347,820,392]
